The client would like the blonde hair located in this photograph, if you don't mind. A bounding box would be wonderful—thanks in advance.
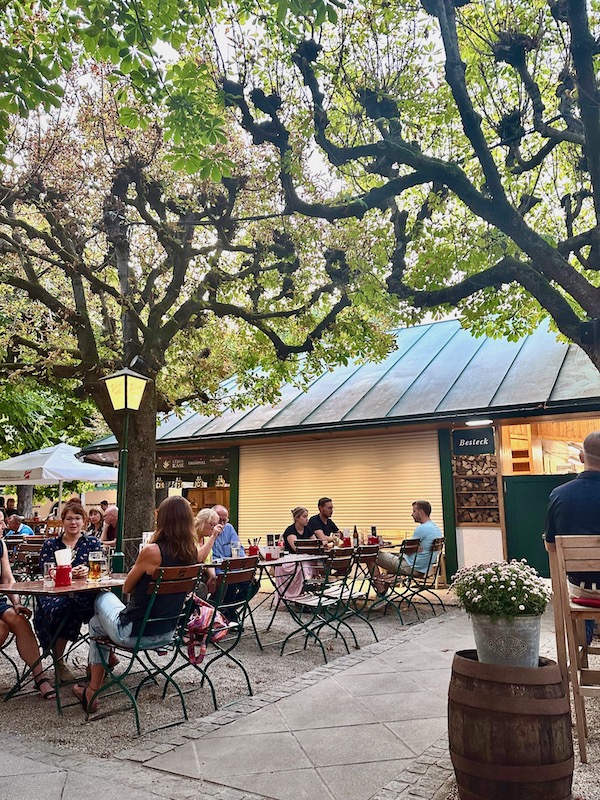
[195,507,219,536]
[291,506,308,520]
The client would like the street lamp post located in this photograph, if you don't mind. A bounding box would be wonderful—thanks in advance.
[100,367,152,573]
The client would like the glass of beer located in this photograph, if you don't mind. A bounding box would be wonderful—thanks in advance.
[88,551,103,581]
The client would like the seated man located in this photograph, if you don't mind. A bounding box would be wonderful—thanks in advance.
[100,505,118,547]
[5,515,35,538]
[5,498,18,518]
[544,431,600,644]
[210,505,258,621]
[307,497,340,545]
[375,501,441,590]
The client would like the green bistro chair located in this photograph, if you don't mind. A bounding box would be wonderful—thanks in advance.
[324,544,379,643]
[280,551,359,663]
[401,538,446,615]
[368,538,422,623]
[190,557,260,699]
[86,563,206,735]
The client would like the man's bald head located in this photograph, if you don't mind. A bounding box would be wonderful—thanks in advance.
[583,431,600,470]
[212,505,229,524]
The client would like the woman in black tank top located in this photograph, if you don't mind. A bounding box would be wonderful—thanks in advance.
[73,495,215,713]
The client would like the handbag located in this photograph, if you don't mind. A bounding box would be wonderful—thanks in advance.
[186,595,230,664]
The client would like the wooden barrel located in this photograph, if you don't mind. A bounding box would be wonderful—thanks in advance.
[448,649,573,800]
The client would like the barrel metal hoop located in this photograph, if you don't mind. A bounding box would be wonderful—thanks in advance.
[448,685,570,715]
[451,751,575,782]
[452,651,562,685]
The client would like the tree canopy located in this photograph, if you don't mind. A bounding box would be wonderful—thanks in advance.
[0,82,395,538]
[0,0,341,173]
[211,0,600,370]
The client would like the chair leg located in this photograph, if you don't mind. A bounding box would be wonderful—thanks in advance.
[572,687,588,763]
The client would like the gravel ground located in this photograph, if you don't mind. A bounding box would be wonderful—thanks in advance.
[0,589,436,756]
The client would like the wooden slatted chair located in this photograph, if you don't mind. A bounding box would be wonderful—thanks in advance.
[368,538,422,623]
[43,520,64,537]
[86,563,206,735]
[544,534,569,694]
[402,538,447,615]
[280,551,359,662]
[554,534,600,762]
[12,538,45,580]
[190,558,260,698]
[323,544,379,644]
[294,540,324,554]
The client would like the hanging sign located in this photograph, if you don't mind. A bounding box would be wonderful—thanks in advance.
[452,427,495,455]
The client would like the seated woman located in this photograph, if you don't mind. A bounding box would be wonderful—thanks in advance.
[195,508,257,620]
[86,506,104,536]
[275,506,318,600]
[34,501,102,683]
[194,507,225,595]
[73,495,209,712]
[0,527,56,700]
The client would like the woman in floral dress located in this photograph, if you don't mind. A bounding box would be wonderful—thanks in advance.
[34,501,102,682]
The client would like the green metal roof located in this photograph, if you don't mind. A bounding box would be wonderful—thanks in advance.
[83,319,600,456]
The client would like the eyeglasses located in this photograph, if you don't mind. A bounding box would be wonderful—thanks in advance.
[64,516,83,522]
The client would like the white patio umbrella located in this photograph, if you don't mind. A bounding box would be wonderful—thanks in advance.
[0,443,118,513]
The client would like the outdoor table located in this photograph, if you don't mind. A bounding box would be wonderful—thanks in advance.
[3,574,126,711]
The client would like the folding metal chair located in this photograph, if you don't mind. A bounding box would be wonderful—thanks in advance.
[402,538,446,615]
[368,538,422,623]
[43,520,64,537]
[86,563,206,735]
[12,539,45,580]
[192,558,260,698]
[294,540,324,554]
[323,544,379,643]
[555,534,600,762]
[280,551,359,662]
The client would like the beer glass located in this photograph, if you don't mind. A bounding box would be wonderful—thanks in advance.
[88,551,103,581]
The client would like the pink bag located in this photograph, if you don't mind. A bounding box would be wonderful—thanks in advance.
[186,596,230,664]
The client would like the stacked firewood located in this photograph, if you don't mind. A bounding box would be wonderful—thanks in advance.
[453,455,500,524]
[453,454,497,475]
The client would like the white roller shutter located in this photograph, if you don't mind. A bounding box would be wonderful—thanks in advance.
[238,431,443,543]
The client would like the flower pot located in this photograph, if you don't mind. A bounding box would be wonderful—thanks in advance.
[471,613,541,667]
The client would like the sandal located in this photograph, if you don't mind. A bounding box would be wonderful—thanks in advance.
[35,677,57,701]
[73,683,99,713]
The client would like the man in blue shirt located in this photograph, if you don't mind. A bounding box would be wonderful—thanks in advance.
[211,505,245,560]
[210,505,256,622]
[545,431,600,643]
[375,500,442,582]
[5,515,35,537]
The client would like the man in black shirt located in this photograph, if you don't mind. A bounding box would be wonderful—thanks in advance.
[307,497,340,545]
[5,498,17,518]
[545,430,600,643]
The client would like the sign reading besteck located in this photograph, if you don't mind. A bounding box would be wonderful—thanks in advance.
[452,427,495,455]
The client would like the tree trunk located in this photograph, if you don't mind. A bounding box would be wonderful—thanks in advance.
[17,485,33,518]
[120,384,157,568]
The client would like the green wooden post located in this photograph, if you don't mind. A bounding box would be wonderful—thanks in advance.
[438,429,458,579]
